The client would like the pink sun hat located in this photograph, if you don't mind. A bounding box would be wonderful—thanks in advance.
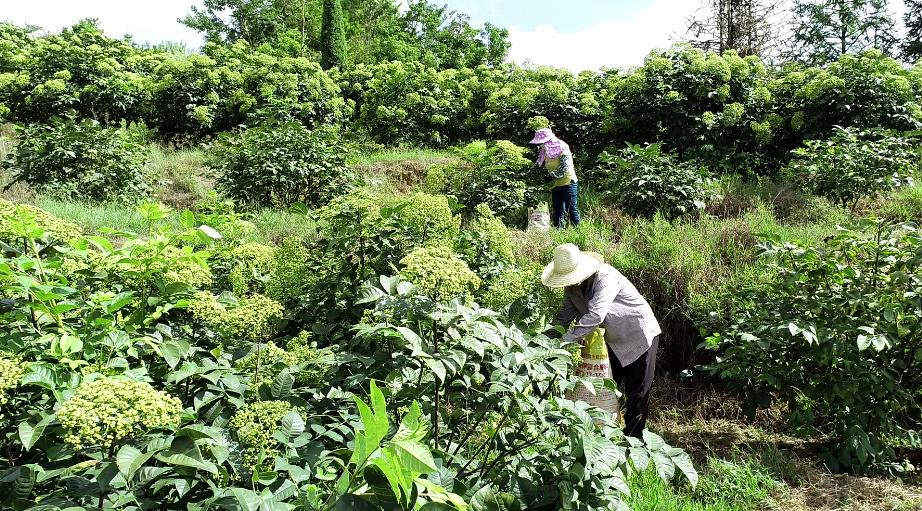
[529,128,555,145]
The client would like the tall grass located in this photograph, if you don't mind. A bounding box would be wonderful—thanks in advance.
[148,145,212,207]
[348,147,454,166]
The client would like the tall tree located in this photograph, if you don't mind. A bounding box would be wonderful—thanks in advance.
[902,0,922,62]
[181,0,307,47]
[788,0,897,65]
[320,0,348,68]
[685,0,788,59]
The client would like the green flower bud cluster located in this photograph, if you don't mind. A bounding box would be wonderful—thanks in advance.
[228,400,292,468]
[400,246,481,301]
[0,199,82,243]
[266,237,313,305]
[160,247,212,289]
[234,336,333,390]
[481,266,537,310]
[721,103,745,126]
[226,242,276,296]
[57,378,182,449]
[0,356,24,407]
[469,204,515,263]
[393,193,461,248]
[317,189,386,231]
[189,291,284,342]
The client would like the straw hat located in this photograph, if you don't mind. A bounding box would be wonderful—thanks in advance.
[541,244,604,288]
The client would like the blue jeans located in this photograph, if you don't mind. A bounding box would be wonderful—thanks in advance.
[551,182,581,228]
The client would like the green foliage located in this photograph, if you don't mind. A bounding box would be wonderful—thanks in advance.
[527,115,551,131]
[0,20,151,124]
[212,122,354,208]
[784,127,917,210]
[399,245,481,300]
[903,0,922,62]
[704,220,922,471]
[355,289,699,510]
[789,0,897,66]
[467,204,515,263]
[433,140,537,227]
[0,198,82,243]
[223,242,276,296]
[392,192,462,248]
[595,143,715,219]
[4,118,151,202]
[57,378,183,450]
[320,0,349,69]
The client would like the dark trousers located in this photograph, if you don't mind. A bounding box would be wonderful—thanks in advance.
[608,335,659,438]
[551,182,581,228]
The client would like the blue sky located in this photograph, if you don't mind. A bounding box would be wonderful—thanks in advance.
[1,0,701,71]
[438,0,649,32]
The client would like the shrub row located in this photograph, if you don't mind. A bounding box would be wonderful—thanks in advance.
[3,21,922,172]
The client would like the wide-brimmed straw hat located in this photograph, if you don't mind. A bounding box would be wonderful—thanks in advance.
[529,128,555,145]
[541,244,604,288]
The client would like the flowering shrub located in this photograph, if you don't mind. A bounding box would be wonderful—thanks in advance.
[57,378,182,450]
[467,203,515,263]
[235,335,334,388]
[228,400,293,468]
[481,266,537,311]
[0,198,82,243]
[265,237,313,306]
[399,246,481,301]
[226,242,276,296]
[189,292,284,343]
[0,356,23,406]
[433,140,536,227]
[392,193,461,248]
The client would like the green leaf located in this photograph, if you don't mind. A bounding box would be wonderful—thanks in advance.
[229,487,261,511]
[18,414,53,451]
[391,439,438,474]
[271,370,295,399]
[155,453,218,474]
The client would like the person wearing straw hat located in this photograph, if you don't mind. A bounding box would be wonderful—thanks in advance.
[529,128,580,228]
[542,243,662,438]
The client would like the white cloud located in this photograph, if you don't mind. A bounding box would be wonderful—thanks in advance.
[506,0,706,72]
[2,0,204,48]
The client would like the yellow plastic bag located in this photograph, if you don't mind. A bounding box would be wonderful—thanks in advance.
[566,328,620,423]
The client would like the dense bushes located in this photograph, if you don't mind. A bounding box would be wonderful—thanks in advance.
[2,118,150,202]
[705,221,922,471]
[594,143,716,219]
[211,122,353,208]
[429,140,539,226]
[784,127,918,210]
[5,21,922,175]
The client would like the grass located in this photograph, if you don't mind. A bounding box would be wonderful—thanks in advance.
[148,144,213,208]
[348,147,454,166]
[627,456,777,511]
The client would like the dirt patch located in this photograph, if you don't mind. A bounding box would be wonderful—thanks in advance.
[650,377,922,510]
[357,157,454,194]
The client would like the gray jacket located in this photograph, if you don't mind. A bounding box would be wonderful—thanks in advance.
[553,264,661,366]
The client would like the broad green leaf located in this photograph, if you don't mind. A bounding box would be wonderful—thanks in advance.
[391,439,438,474]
